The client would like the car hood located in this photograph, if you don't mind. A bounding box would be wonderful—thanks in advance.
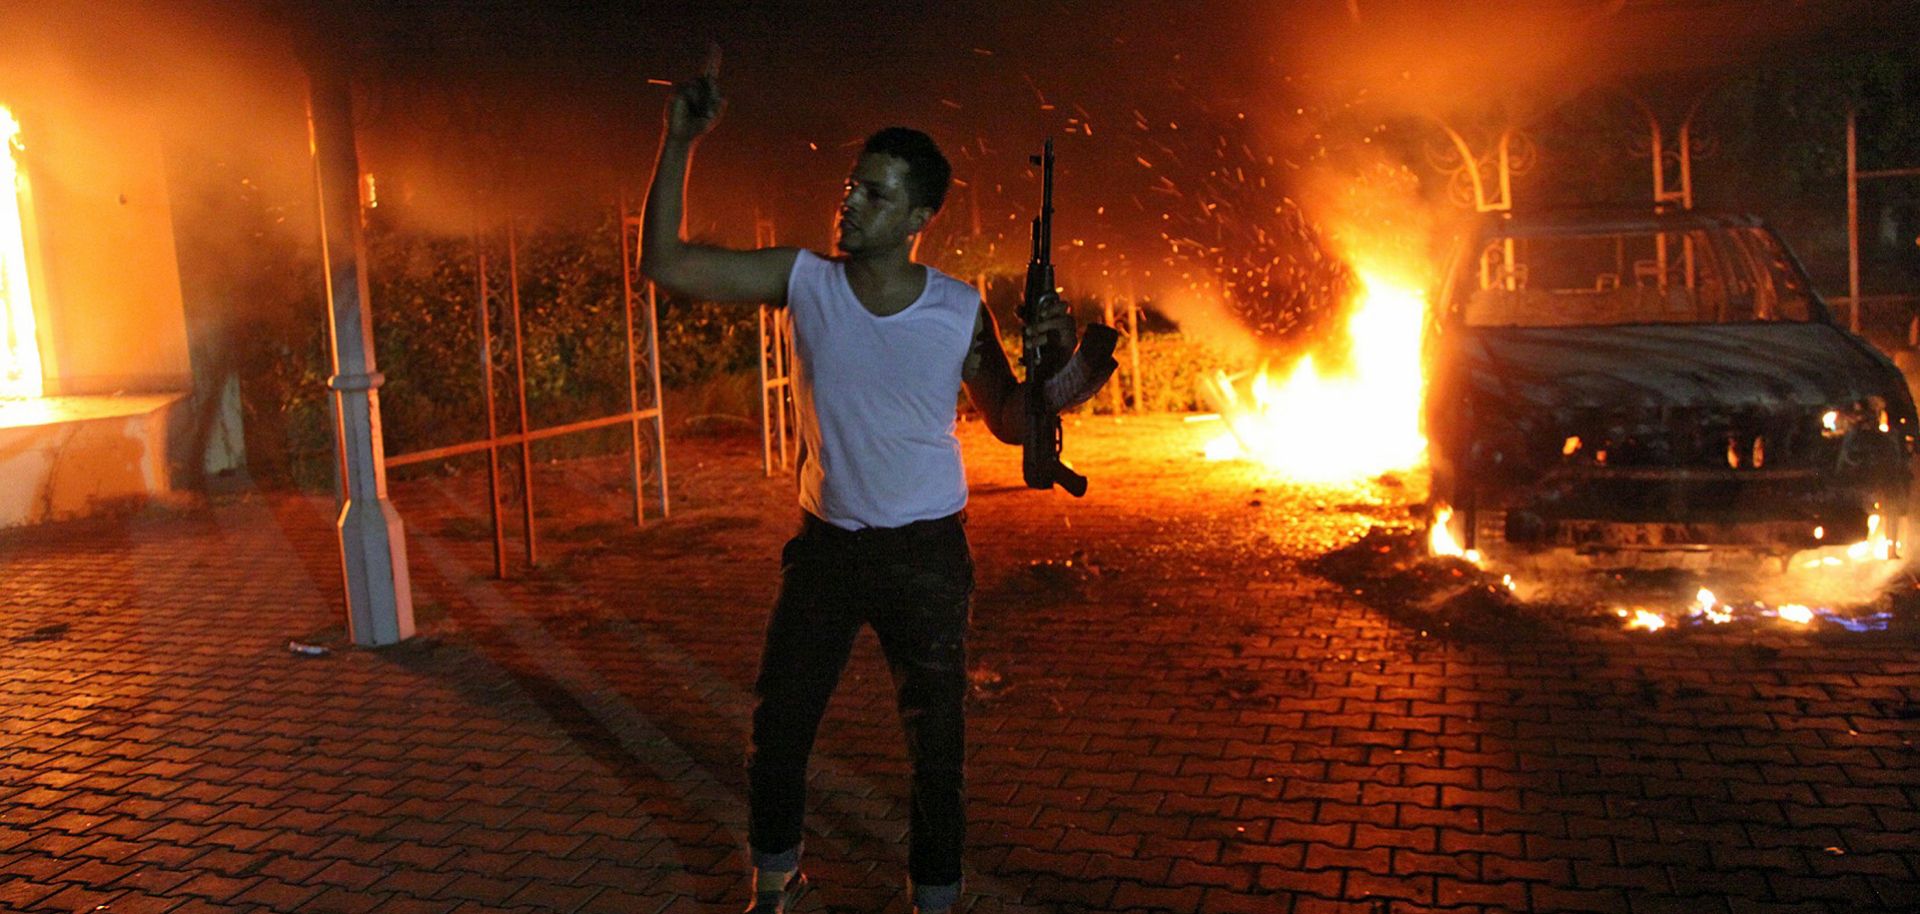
[1438,322,1901,412]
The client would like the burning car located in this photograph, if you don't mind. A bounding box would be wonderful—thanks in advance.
[1424,208,1919,568]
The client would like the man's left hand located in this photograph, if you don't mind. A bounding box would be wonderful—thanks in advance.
[1023,292,1077,362]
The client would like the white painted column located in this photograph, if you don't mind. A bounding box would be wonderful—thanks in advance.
[306,60,414,646]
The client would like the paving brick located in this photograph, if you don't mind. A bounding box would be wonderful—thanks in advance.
[232,876,325,909]
[1481,854,1571,885]
[1528,883,1631,914]
[1254,864,1344,897]
[170,870,261,903]
[573,887,667,914]
[0,875,65,910]
[87,890,185,914]
[147,898,262,914]
[29,882,128,914]
[1390,849,1476,880]
[3,418,1917,914]
[435,873,530,906]
[504,879,601,912]
[1196,886,1293,914]
[1109,880,1205,911]
[1302,844,1392,875]
[1434,874,1529,909]
[1166,858,1254,891]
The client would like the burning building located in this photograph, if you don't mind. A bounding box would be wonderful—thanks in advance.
[0,3,295,532]
[0,89,232,528]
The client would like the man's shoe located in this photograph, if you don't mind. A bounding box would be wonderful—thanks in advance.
[910,878,959,914]
[744,869,808,913]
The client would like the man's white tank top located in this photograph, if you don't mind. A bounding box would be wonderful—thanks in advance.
[784,249,979,530]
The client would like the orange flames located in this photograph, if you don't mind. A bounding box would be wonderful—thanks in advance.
[0,104,40,399]
[1497,511,1902,631]
[1190,212,1905,630]
[1202,260,1429,484]
[1426,504,1478,563]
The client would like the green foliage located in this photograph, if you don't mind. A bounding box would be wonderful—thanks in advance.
[1120,332,1237,414]
[359,210,767,477]
[254,325,337,492]
[233,207,1238,491]
[242,209,766,487]
[656,298,759,388]
[989,323,1234,417]
[364,224,489,455]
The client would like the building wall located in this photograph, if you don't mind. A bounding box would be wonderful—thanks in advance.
[0,394,184,528]
[21,102,191,396]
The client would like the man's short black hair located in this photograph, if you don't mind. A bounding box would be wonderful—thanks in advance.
[862,127,952,213]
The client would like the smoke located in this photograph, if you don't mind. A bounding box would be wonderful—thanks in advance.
[3,2,1906,325]
[1239,4,1619,348]
[1266,0,1913,130]
[0,0,322,420]
[1163,0,1920,358]
[0,2,314,231]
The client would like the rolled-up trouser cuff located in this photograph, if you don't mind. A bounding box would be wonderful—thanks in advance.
[751,842,802,875]
[911,878,960,912]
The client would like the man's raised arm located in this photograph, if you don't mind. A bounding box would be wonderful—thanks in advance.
[640,64,797,304]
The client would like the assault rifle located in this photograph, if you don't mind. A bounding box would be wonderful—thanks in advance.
[1022,140,1119,496]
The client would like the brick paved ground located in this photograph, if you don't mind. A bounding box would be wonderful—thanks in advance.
[2,415,1917,914]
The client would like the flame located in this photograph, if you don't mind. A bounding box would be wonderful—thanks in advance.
[0,104,41,399]
[1605,525,1905,632]
[1624,608,1667,632]
[1205,265,1428,483]
[1427,503,1480,563]
[1774,511,1905,608]
[1692,588,1732,624]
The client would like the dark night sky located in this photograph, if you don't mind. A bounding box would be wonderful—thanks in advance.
[310,0,1920,305]
[331,1,1284,247]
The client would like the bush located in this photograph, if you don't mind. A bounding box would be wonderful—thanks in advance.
[1113,331,1238,414]
[989,321,1237,418]
[242,216,1239,490]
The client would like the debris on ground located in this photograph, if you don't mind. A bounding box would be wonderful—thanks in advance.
[11,622,70,643]
[1022,550,1111,601]
[1309,525,1553,639]
[967,664,1013,704]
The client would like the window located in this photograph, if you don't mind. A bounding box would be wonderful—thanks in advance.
[1456,224,1815,328]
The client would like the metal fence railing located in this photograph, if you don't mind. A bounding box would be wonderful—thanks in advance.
[384,198,669,578]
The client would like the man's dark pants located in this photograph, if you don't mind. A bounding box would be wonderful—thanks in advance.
[747,510,973,890]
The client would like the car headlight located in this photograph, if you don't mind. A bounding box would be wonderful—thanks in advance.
[1821,398,1891,439]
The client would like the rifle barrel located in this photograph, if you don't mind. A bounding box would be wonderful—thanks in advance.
[1039,139,1054,261]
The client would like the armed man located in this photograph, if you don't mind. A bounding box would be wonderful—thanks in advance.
[640,55,1115,914]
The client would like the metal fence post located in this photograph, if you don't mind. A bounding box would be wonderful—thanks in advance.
[474,233,507,578]
[507,220,537,568]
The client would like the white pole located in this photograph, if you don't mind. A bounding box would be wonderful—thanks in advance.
[305,55,413,647]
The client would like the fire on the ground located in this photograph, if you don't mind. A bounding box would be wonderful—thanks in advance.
[1427,210,1912,572]
[1207,208,1917,629]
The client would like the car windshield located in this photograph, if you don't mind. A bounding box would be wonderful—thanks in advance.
[1453,224,1820,327]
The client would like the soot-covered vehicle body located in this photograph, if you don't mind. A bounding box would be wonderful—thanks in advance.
[1425,209,1919,565]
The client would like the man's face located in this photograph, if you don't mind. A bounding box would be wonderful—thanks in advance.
[836,153,931,256]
